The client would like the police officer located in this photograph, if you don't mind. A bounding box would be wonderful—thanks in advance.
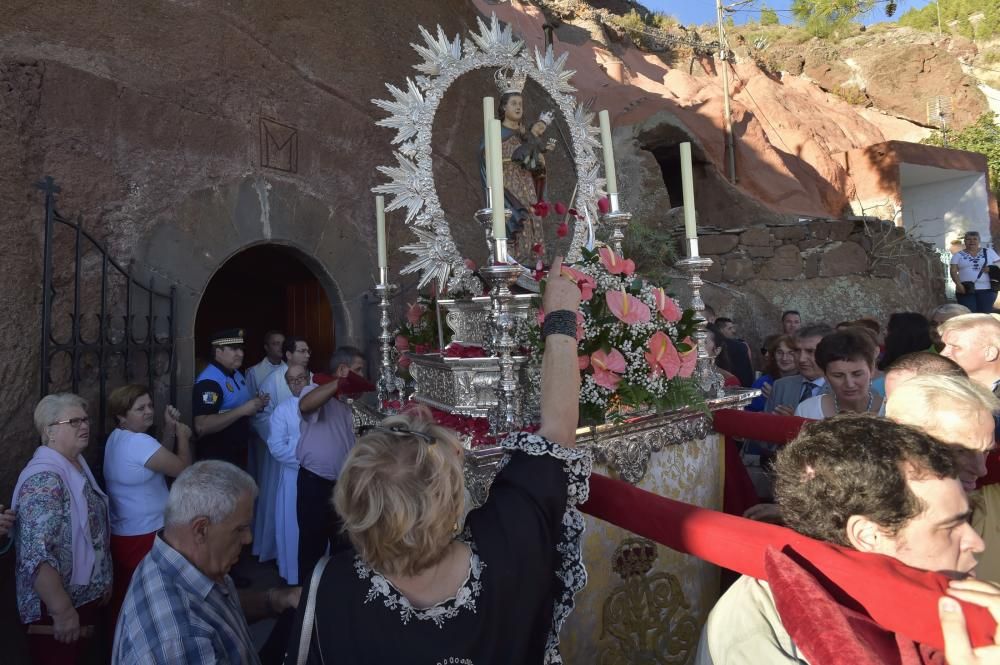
[192,328,269,468]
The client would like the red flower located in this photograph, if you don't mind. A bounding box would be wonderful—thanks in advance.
[555,202,568,215]
[557,221,569,238]
[644,330,680,379]
[532,242,544,256]
[568,208,580,218]
[591,348,627,390]
[395,335,410,352]
[598,196,611,214]
[653,287,682,323]
[464,258,478,271]
[532,201,551,218]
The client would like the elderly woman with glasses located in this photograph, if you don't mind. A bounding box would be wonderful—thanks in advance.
[286,258,591,665]
[13,393,112,665]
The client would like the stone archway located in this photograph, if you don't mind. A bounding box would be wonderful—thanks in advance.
[132,174,378,419]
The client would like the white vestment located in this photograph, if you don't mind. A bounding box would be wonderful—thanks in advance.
[267,395,303,584]
[250,363,291,561]
[246,358,285,398]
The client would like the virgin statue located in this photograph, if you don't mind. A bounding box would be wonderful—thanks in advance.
[481,70,557,261]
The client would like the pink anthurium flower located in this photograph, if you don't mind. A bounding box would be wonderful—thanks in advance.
[606,288,651,325]
[598,247,636,276]
[653,287,682,323]
[644,330,681,379]
[578,355,591,371]
[591,348,626,390]
[406,303,426,326]
[560,266,596,301]
[678,336,697,378]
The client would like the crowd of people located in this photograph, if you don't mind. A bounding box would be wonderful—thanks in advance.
[7,242,1000,664]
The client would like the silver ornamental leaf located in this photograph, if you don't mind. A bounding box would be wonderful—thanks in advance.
[412,25,462,76]
[533,46,575,94]
[400,227,454,288]
[374,152,424,224]
[372,79,427,145]
[574,103,602,151]
[471,14,523,60]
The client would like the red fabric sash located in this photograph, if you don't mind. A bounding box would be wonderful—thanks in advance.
[579,471,997,652]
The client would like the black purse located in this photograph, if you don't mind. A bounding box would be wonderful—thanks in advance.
[976,249,1000,292]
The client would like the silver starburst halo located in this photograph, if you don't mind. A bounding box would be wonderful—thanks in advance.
[371,13,604,290]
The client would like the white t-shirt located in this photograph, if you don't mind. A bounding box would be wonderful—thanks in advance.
[793,394,827,420]
[951,248,1000,290]
[103,428,169,536]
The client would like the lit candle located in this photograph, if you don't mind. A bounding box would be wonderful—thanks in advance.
[598,110,618,199]
[483,97,494,195]
[376,195,387,275]
[679,142,699,257]
[489,118,506,243]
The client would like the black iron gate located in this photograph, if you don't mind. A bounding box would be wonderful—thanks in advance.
[37,176,176,444]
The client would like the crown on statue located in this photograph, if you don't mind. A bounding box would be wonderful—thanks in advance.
[612,538,658,580]
[537,110,554,126]
[494,67,527,95]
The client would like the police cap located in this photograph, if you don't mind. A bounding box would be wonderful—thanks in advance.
[210,328,246,347]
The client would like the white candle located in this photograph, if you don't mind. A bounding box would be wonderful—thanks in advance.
[376,195,387,273]
[679,142,698,250]
[489,118,506,242]
[483,97,494,194]
[599,110,618,196]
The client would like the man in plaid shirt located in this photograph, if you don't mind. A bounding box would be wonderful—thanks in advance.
[112,461,300,664]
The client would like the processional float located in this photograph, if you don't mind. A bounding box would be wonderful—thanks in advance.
[364,15,755,663]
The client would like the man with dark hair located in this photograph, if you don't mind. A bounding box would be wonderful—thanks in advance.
[781,310,801,335]
[295,346,366,577]
[765,323,834,415]
[192,329,268,468]
[884,351,966,397]
[696,415,984,664]
[714,318,754,388]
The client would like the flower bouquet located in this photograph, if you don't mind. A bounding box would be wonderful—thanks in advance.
[533,246,704,424]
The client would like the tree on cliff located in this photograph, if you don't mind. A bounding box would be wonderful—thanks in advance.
[900,0,1000,40]
[923,112,1000,193]
[792,0,897,37]
[760,5,780,26]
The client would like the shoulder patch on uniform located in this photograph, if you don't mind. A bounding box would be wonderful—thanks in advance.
[202,391,219,405]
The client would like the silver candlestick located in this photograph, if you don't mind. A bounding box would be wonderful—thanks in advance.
[676,253,726,398]
[601,194,632,255]
[475,206,513,268]
[374,267,403,411]
[479,256,523,436]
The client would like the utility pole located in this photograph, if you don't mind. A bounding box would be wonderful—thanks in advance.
[717,0,737,183]
[936,0,943,35]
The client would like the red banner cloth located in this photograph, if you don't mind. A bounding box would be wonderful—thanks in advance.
[579,471,997,653]
[712,409,810,516]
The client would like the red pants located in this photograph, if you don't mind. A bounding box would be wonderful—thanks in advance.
[26,600,102,665]
[109,532,156,636]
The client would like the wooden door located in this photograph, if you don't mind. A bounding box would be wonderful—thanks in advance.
[285,280,335,373]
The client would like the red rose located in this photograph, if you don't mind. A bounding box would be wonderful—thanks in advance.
[557,221,569,238]
[598,196,611,214]
[555,202,568,216]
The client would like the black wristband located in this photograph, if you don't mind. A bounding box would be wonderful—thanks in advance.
[543,310,577,339]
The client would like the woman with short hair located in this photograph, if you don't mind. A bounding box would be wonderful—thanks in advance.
[285,258,590,664]
[13,393,112,664]
[795,329,883,419]
[103,384,192,633]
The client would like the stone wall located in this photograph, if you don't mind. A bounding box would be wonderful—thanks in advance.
[691,219,947,355]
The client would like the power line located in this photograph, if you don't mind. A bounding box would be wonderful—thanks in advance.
[726,60,793,153]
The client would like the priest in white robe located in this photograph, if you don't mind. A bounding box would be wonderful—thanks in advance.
[251,335,311,562]
[246,330,286,396]
[267,364,309,584]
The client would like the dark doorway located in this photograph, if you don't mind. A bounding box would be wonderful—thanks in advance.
[194,245,336,375]
[649,144,684,209]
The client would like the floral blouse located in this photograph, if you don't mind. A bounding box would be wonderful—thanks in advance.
[15,471,112,623]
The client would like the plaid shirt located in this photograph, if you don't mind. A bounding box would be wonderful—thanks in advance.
[111,535,260,665]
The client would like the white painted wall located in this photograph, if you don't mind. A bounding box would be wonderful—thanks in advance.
[901,171,991,250]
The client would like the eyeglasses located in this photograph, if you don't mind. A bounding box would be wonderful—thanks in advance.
[50,416,90,429]
[286,375,310,385]
[358,424,436,444]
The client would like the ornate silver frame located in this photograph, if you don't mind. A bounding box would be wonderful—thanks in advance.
[371,14,604,292]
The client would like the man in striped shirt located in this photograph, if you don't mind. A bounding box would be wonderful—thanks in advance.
[112,461,300,665]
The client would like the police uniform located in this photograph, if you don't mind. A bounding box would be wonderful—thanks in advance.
[192,328,252,468]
